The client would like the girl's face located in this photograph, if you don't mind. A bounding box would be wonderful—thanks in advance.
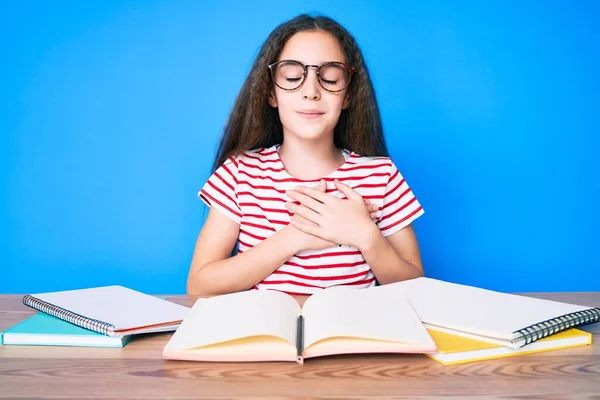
[269,30,350,144]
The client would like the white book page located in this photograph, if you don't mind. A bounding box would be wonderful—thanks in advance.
[164,289,301,351]
[383,278,594,340]
[301,286,435,349]
[32,286,190,331]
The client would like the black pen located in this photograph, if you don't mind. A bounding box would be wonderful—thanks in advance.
[296,315,304,364]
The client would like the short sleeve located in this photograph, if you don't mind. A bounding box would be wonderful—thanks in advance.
[376,162,424,237]
[198,156,241,224]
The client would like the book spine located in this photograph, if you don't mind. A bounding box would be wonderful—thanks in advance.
[22,295,115,336]
[514,307,600,346]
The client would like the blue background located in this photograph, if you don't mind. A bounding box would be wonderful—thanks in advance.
[2,1,598,294]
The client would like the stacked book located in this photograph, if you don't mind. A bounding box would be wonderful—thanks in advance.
[1,286,190,348]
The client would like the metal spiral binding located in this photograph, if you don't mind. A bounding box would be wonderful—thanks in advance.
[22,295,115,335]
[513,307,600,346]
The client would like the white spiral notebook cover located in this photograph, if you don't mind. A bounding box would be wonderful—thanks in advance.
[381,278,600,348]
[23,285,190,336]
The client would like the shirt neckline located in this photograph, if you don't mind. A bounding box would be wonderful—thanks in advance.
[272,144,353,183]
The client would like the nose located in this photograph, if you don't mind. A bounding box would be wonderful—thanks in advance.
[301,65,321,101]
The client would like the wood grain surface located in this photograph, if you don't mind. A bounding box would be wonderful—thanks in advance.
[1,292,599,399]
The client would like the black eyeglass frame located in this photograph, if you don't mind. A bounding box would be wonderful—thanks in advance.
[267,60,356,92]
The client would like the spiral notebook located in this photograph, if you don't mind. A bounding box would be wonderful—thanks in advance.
[22,285,190,337]
[380,278,600,348]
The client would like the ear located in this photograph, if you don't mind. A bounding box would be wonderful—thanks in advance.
[342,91,352,109]
[268,89,278,108]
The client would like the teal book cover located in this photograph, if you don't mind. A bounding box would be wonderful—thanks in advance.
[1,313,133,348]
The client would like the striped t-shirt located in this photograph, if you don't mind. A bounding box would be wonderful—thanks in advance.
[198,145,424,295]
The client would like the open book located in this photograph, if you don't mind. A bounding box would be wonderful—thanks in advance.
[163,286,437,363]
[380,278,600,348]
[22,286,190,337]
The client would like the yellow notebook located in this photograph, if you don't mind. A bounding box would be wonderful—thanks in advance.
[425,328,592,366]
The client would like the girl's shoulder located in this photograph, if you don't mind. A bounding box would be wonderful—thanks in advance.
[222,146,279,168]
[345,151,395,168]
[240,146,279,161]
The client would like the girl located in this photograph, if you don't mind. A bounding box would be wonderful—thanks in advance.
[187,14,425,302]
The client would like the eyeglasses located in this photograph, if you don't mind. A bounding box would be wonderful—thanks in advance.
[268,60,356,92]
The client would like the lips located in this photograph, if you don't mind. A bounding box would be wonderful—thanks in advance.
[297,110,325,119]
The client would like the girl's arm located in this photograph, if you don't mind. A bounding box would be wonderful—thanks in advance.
[186,207,293,296]
[354,223,424,284]
[186,207,334,297]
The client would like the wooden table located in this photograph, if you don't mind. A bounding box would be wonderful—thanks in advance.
[1,293,599,399]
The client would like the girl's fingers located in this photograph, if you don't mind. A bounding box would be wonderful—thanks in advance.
[334,179,362,201]
[367,204,379,212]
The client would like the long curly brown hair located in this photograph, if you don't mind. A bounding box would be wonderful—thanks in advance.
[212,14,389,171]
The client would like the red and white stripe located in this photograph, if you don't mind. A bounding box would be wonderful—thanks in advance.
[199,145,424,295]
